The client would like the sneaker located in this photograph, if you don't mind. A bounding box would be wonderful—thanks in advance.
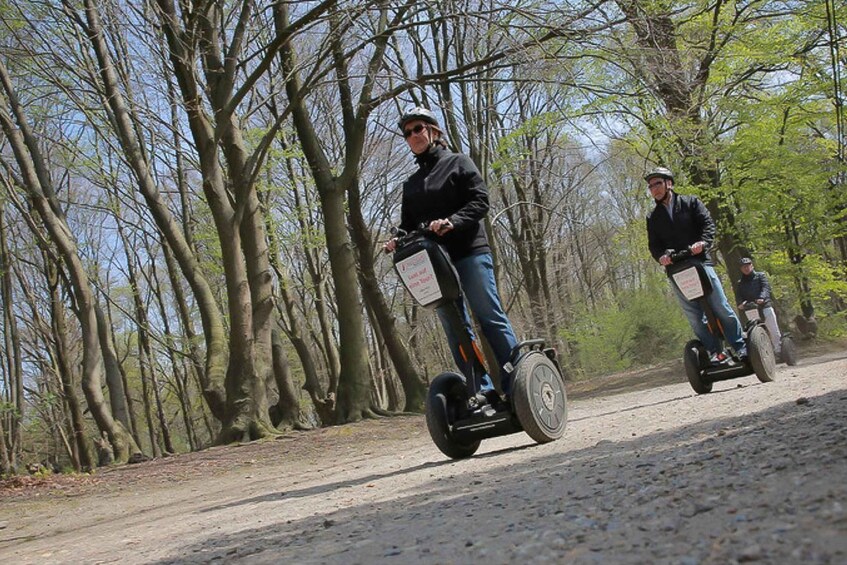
[709,351,728,365]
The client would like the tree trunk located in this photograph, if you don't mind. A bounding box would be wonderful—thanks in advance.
[152,0,296,441]
[275,140,341,392]
[0,206,22,466]
[46,257,94,470]
[161,241,213,444]
[274,272,335,426]
[262,183,333,426]
[268,329,306,430]
[320,182,374,422]
[79,0,229,425]
[94,303,131,432]
[348,178,426,411]
[105,297,142,448]
[277,4,375,423]
[149,248,198,451]
[0,410,9,475]
[0,58,140,464]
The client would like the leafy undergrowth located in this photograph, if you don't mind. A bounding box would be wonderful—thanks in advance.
[0,473,105,498]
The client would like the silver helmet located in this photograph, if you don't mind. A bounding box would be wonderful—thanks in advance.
[398,107,439,131]
[644,167,674,182]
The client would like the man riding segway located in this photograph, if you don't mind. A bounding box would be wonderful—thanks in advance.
[645,167,748,366]
[736,257,798,365]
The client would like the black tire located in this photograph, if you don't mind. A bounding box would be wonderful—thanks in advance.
[683,340,712,394]
[512,353,567,444]
[748,325,776,383]
[781,336,798,366]
[425,372,480,459]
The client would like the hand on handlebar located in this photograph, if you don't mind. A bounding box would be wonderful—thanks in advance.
[429,218,453,236]
[382,238,397,253]
[659,254,672,266]
[690,241,706,255]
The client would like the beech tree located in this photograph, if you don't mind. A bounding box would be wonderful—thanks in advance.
[0,57,142,463]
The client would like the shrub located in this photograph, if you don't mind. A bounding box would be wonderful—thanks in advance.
[563,276,691,378]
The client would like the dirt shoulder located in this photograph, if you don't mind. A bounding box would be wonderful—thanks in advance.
[1,345,846,564]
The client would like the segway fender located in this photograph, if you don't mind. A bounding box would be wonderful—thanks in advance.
[425,372,480,459]
[780,336,798,366]
[512,352,568,443]
[683,340,712,394]
[748,325,776,383]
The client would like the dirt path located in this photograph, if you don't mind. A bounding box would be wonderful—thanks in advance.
[2,352,846,564]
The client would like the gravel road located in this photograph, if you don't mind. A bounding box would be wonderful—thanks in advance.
[2,353,846,564]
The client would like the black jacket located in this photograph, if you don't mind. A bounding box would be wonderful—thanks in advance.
[647,192,716,266]
[400,145,490,261]
[736,271,773,307]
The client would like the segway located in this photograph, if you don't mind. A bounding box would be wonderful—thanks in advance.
[666,248,776,394]
[392,226,567,459]
[740,302,798,366]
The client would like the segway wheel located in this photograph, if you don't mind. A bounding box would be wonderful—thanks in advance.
[512,353,567,444]
[425,372,480,459]
[748,325,776,383]
[780,335,798,366]
[683,340,712,394]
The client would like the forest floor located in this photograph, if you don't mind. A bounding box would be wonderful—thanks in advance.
[1,340,846,564]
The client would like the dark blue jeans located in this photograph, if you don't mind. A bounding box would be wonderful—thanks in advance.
[436,253,519,393]
[671,264,747,357]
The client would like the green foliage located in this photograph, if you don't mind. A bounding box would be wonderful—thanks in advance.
[562,273,691,378]
[0,400,20,420]
[815,310,847,338]
[721,94,847,320]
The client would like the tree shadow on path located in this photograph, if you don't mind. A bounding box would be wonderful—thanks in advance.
[157,388,847,565]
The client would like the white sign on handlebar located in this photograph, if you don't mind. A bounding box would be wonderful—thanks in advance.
[672,266,705,301]
[744,308,761,322]
[396,249,443,306]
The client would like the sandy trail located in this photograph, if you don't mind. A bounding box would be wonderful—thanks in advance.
[2,353,845,564]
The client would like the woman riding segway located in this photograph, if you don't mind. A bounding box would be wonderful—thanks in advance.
[384,107,519,402]
[385,107,567,457]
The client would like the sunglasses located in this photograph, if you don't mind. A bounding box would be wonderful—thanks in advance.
[403,123,427,138]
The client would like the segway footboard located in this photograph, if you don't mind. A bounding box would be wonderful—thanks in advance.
[451,411,523,444]
[684,339,757,390]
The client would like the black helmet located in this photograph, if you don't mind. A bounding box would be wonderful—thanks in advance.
[644,167,674,182]
[398,107,439,131]
[740,257,753,265]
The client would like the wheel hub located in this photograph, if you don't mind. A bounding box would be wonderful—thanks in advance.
[540,382,555,411]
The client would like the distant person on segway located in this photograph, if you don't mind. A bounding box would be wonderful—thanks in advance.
[645,167,748,365]
[384,107,519,400]
[736,257,782,355]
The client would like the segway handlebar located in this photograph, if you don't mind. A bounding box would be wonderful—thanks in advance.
[390,223,432,250]
[665,247,694,264]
